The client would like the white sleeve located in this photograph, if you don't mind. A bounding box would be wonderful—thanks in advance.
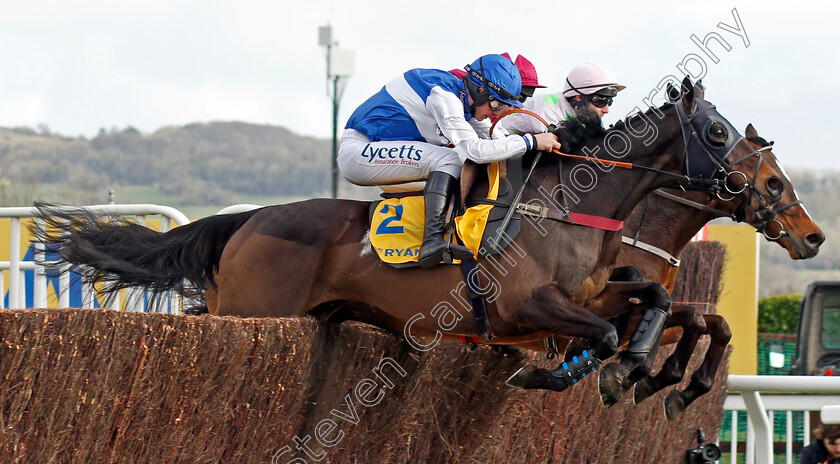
[469,119,512,140]
[497,111,549,135]
[468,117,491,139]
[426,87,534,164]
[497,94,569,135]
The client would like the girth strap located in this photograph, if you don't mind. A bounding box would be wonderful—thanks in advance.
[543,335,561,359]
[620,236,681,267]
[459,258,492,339]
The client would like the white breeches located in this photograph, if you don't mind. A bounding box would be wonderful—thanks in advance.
[337,129,462,188]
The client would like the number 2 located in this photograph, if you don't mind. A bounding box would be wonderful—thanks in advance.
[376,204,404,235]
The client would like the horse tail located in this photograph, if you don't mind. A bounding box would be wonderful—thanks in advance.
[33,202,261,300]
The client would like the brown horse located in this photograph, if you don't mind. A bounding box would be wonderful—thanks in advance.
[34,79,812,408]
[508,121,823,418]
[621,124,822,415]
[502,84,824,412]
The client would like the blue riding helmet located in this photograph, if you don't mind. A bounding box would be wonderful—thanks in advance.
[464,54,523,108]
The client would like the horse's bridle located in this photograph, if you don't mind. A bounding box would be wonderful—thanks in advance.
[673,97,801,241]
[491,101,801,245]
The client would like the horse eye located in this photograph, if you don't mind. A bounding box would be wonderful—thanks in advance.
[766,176,785,196]
[707,122,727,146]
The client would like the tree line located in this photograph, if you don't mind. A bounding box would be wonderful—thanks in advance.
[0,122,332,206]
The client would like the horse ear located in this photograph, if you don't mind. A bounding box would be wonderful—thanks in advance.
[681,76,695,113]
[694,80,705,100]
[745,123,758,138]
[666,83,681,102]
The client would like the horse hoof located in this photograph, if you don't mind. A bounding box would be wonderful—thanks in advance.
[633,377,654,405]
[505,364,539,389]
[506,364,573,392]
[664,390,687,422]
[598,363,625,408]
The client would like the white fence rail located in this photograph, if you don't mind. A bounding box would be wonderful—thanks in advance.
[0,204,190,312]
[723,375,840,464]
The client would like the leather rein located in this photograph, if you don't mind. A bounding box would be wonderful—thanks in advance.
[490,104,799,268]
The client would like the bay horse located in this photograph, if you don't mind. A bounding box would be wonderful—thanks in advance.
[512,122,824,419]
[619,123,822,418]
[34,79,809,409]
[502,83,823,412]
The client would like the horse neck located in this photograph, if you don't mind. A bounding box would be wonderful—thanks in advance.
[533,107,686,225]
[621,191,726,282]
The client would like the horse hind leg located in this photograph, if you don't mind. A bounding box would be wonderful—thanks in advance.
[663,314,731,421]
[632,304,706,405]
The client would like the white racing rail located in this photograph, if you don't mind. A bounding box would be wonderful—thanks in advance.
[0,204,190,312]
[724,375,840,464]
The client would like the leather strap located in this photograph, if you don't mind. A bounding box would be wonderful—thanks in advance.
[515,203,625,231]
[459,258,492,339]
[621,236,681,267]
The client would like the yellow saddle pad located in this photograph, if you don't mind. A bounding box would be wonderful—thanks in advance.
[369,163,500,265]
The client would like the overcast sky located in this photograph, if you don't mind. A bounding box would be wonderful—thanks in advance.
[1,1,837,169]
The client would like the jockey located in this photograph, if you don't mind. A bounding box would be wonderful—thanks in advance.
[339,54,562,267]
[449,53,546,103]
[500,63,625,134]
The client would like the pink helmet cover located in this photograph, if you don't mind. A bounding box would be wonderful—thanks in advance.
[500,52,546,88]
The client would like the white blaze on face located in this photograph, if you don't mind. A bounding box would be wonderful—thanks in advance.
[775,159,812,216]
[797,197,812,218]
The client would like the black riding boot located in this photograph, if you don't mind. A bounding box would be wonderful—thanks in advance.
[418,171,474,268]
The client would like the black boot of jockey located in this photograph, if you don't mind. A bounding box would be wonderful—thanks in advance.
[418,171,474,267]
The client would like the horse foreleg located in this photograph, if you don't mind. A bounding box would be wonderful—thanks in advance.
[632,304,706,405]
[590,281,672,407]
[662,314,731,421]
[525,266,645,361]
[505,285,618,393]
[609,265,646,283]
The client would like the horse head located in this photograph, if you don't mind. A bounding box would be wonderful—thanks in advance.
[668,79,824,259]
[740,124,824,258]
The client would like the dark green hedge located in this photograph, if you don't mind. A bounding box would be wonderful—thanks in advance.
[757,293,803,334]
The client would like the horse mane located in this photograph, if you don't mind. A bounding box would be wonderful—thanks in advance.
[609,103,674,134]
[551,103,674,156]
[551,110,606,153]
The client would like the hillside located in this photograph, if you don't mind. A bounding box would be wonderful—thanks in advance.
[0,122,836,296]
[756,170,840,296]
[0,122,334,206]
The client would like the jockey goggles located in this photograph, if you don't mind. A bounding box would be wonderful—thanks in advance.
[590,95,614,108]
[488,96,509,112]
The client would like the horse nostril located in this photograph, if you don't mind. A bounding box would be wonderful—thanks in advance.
[806,232,825,249]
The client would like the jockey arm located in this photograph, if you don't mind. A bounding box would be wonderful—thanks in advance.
[426,87,536,164]
[497,94,571,135]
[497,111,549,135]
